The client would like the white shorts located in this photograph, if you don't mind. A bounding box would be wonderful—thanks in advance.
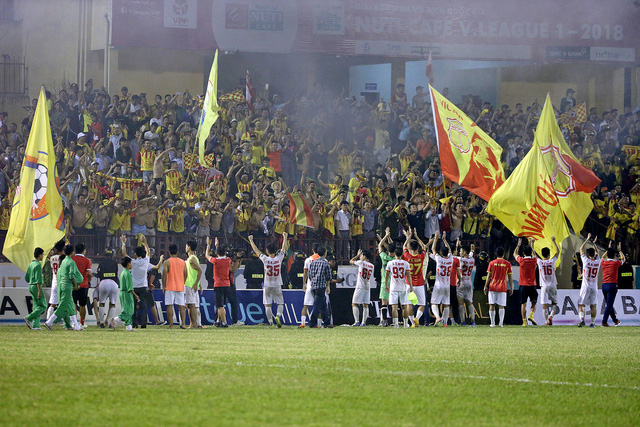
[263,286,284,305]
[413,286,426,306]
[431,285,450,305]
[98,280,118,305]
[389,290,409,305]
[165,290,185,306]
[488,291,507,307]
[540,285,558,305]
[303,286,314,306]
[185,285,199,306]
[578,286,597,306]
[352,288,371,305]
[456,282,473,303]
[49,283,59,305]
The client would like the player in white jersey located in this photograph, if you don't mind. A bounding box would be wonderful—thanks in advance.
[385,247,414,328]
[349,249,375,327]
[249,232,289,328]
[429,232,460,327]
[578,233,600,327]
[455,239,476,326]
[534,236,560,326]
[45,240,66,323]
[300,243,321,328]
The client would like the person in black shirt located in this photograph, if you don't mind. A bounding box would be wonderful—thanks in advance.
[288,252,307,289]
[618,256,634,289]
[244,252,265,289]
[571,252,582,290]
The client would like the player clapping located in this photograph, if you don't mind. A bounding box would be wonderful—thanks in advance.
[430,232,460,327]
[349,249,374,327]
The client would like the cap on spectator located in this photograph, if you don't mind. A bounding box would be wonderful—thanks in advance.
[85,79,93,86]
[567,88,575,94]
[121,86,128,91]
[77,132,86,139]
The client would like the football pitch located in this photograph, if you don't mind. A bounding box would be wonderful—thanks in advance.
[1,325,639,426]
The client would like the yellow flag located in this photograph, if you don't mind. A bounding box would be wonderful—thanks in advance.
[429,85,505,201]
[3,87,65,271]
[197,50,219,165]
[534,95,600,232]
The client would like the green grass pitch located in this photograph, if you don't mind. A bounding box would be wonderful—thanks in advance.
[1,325,639,426]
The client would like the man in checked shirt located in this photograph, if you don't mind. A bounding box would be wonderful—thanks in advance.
[308,246,333,328]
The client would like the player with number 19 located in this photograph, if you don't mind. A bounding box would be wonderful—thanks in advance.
[350,249,374,327]
[248,232,289,328]
[578,234,600,327]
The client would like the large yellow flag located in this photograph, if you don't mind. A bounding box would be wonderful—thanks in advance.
[487,139,570,255]
[197,50,219,165]
[429,85,505,201]
[3,87,65,271]
[534,95,600,232]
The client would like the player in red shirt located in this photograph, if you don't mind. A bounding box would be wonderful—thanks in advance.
[206,237,232,327]
[402,228,427,326]
[600,241,625,327]
[484,247,513,327]
[514,238,538,326]
[72,243,93,327]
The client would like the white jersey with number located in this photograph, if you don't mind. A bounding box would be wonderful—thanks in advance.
[581,255,601,289]
[537,256,558,287]
[457,253,475,285]
[50,255,61,288]
[354,260,374,290]
[385,259,411,292]
[430,253,455,289]
[259,252,285,288]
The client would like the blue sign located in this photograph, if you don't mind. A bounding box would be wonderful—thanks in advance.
[364,83,377,91]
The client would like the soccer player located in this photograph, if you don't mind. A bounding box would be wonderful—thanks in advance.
[44,245,84,331]
[484,247,513,328]
[23,248,46,330]
[402,228,427,327]
[385,247,414,329]
[535,236,560,326]
[72,243,93,328]
[162,244,187,329]
[455,240,476,326]
[45,239,66,325]
[514,238,538,326]
[248,232,289,327]
[601,240,625,327]
[349,249,374,327]
[112,256,139,332]
[185,240,203,329]
[300,243,320,328]
[96,248,120,328]
[430,232,459,327]
[206,237,232,328]
[377,228,394,327]
[578,234,600,327]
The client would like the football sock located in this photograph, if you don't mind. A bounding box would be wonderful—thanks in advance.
[403,318,408,327]
[543,308,549,319]
[469,304,475,323]
[300,315,307,325]
[46,306,54,321]
[415,310,423,322]
[352,307,360,324]
[99,306,107,324]
[46,313,57,326]
[431,304,440,320]
[70,315,79,330]
[197,308,202,327]
[499,308,505,326]
[591,312,596,324]
[393,318,399,327]
[579,311,585,321]
[408,315,415,324]
[265,307,274,324]
[318,318,323,327]
[442,307,449,323]
[529,309,535,318]
[550,305,556,318]
[362,307,369,325]
[459,305,466,323]
[276,305,283,318]
[489,309,495,326]
[381,306,388,320]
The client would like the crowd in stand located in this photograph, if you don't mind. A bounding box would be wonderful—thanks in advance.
[0,78,639,263]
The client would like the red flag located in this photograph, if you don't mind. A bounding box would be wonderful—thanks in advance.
[426,50,434,84]
[246,70,254,112]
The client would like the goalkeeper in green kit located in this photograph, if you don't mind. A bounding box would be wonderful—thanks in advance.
[23,248,47,330]
[44,245,84,331]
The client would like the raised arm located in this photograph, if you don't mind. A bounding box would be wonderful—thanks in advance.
[120,235,130,258]
[618,242,626,264]
[378,227,391,254]
[579,233,591,256]
[247,235,263,257]
[414,228,427,252]
[551,236,559,259]
[280,231,289,253]
[349,249,362,265]
[431,231,439,256]
[513,238,521,260]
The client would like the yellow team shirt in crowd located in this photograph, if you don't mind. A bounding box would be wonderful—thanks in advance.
[350,214,363,237]
[0,204,11,230]
[170,207,185,233]
[108,211,128,234]
[237,180,252,194]
[251,145,264,165]
[139,149,155,171]
[184,190,199,209]
[320,205,335,236]
[328,183,340,202]
[258,166,276,179]
[166,170,182,195]
[156,207,171,232]
[337,155,351,176]
[236,209,250,232]
[400,154,415,174]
